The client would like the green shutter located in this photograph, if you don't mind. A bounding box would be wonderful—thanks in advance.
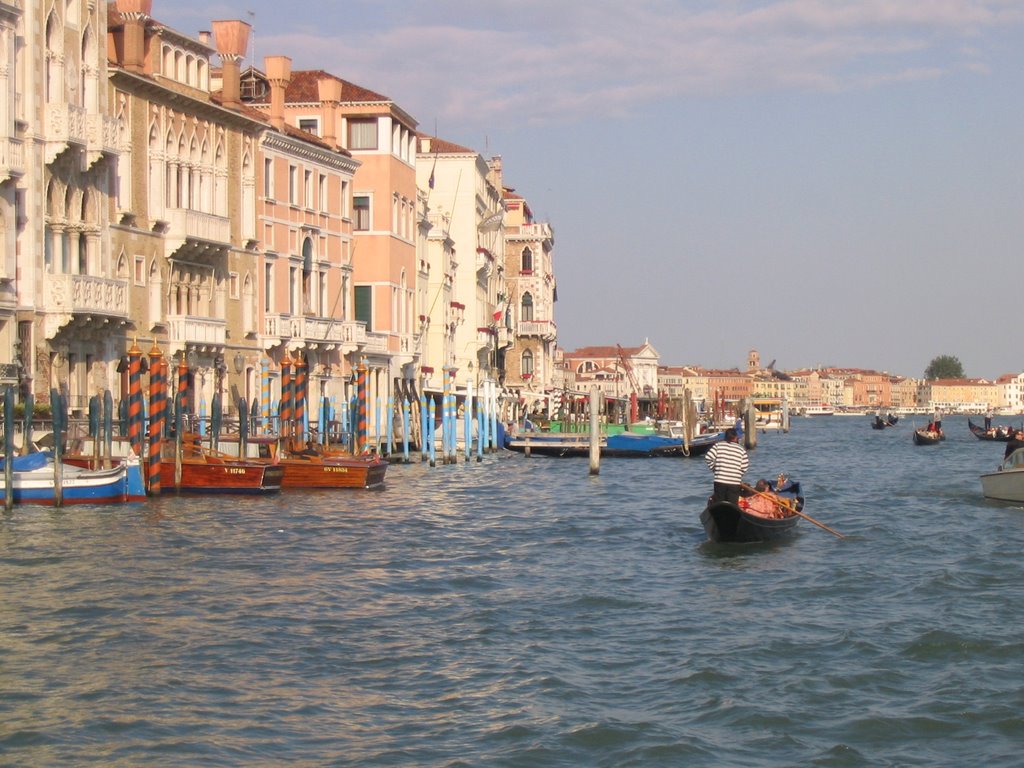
[354,285,372,331]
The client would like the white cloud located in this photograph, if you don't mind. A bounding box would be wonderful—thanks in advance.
[255,0,1024,126]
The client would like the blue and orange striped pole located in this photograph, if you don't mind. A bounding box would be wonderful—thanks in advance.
[294,354,307,442]
[356,359,368,454]
[147,345,164,495]
[280,356,292,443]
[127,341,144,459]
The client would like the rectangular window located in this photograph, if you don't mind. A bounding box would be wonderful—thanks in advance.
[354,285,372,331]
[298,117,319,136]
[263,158,273,198]
[348,118,377,150]
[304,170,313,208]
[354,195,371,231]
[134,256,145,286]
[264,263,273,312]
[288,165,297,204]
[229,271,240,299]
[318,174,328,212]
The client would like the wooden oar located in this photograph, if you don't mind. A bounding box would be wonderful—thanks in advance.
[741,482,845,539]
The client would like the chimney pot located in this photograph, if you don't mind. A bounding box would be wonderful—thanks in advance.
[265,56,292,131]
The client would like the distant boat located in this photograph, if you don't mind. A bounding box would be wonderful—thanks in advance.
[871,414,899,430]
[981,447,1024,503]
[913,427,943,445]
[802,405,835,417]
[499,424,722,458]
[968,419,1013,442]
[0,452,146,505]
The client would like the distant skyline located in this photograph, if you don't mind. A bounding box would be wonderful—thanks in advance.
[159,1,1024,380]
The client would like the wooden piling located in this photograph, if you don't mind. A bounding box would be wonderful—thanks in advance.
[588,386,600,475]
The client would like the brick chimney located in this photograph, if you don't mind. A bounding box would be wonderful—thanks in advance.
[211,20,251,110]
[317,77,342,148]
[264,56,292,131]
[115,0,152,73]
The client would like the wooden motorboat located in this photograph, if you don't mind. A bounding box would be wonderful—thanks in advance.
[250,438,388,489]
[65,437,283,495]
[968,419,1013,442]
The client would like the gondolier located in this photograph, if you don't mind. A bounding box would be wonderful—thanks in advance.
[704,427,748,504]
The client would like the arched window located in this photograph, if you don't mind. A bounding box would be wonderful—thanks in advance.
[242,274,255,334]
[521,291,534,322]
[301,238,313,314]
[45,14,62,104]
[148,261,163,328]
[522,349,534,377]
[521,246,533,273]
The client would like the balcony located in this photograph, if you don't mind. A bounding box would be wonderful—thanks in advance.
[165,207,231,261]
[362,332,389,354]
[518,319,557,340]
[0,136,24,182]
[88,113,121,154]
[42,273,130,337]
[263,313,367,350]
[167,314,226,355]
[45,103,88,163]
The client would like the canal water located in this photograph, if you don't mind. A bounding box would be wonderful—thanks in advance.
[1,416,1022,767]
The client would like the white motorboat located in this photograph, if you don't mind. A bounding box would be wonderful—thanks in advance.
[980,447,1024,503]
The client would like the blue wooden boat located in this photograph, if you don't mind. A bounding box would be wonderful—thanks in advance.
[499,424,724,458]
[1,452,146,505]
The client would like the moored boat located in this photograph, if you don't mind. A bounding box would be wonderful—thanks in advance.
[236,437,388,489]
[0,452,146,505]
[65,438,283,495]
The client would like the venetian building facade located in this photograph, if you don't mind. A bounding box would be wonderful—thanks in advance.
[12,0,122,409]
[0,0,24,395]
[415,135,505,391]
[497,168,557,405]
[107,6,263,411]
[255,56,361,409]
[248,70,420,409]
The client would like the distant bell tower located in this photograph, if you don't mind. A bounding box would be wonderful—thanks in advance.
[748,349,760,372]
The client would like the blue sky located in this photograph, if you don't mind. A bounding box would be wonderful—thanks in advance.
[159,1,1024,379]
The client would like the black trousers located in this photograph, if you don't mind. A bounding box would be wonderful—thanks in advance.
[713,482,742,505]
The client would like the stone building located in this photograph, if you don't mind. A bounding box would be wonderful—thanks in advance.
[12,0,122,410]
[498,167,557,407]
[107,5,264,411]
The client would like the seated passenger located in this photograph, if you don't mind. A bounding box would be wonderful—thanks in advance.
[743,479,785,518]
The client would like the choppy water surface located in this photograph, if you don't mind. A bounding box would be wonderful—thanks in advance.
[2,416,1023,767]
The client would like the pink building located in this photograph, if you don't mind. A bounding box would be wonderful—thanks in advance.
[247,70,420,409]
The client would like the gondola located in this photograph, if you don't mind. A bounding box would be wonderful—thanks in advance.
[699,481,804,543]
[968,419,1012,442]
[871,414,899,430]
[913,427,943,445]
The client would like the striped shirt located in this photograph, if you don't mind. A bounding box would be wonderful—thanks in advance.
[705,440,749,485]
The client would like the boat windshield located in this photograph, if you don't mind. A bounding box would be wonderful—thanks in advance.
[1003,448,1024,471]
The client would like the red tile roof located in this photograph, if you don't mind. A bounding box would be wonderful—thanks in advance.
[417,134,476,154]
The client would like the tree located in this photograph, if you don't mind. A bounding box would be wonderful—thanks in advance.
[924,355,964,381]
